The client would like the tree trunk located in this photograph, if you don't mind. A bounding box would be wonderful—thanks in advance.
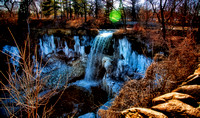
[120,0,127,30]
[66,0,69,20]
[18,0,32,27]
[84,2,87,22]
[131,0,136,21]
[95,0,98,18]
[197,16,200,43]
[54,0,57,19]
[160,1,166,41]
[69,1,72,19]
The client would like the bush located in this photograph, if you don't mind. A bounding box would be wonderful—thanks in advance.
[0,29,65,117]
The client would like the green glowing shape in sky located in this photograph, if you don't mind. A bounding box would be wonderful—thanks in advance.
[109,10,121,23]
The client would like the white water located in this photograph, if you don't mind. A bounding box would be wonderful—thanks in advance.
[84,31,113,81]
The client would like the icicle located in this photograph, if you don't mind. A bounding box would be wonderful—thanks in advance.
[39,34,56,56]
[74,36,80,54]
[63,41,69,56]
[118,37,152,78]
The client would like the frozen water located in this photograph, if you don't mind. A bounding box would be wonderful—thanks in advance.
[74,36,81,54]
[2,45,20,68]
[84,31,113,81]
[71,80,100,90]
[118,37,152,78]
[78,112,96,118]
[39,34,56,56]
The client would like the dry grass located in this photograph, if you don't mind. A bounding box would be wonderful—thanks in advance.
[0,28,67,117]
[99,35,199,118]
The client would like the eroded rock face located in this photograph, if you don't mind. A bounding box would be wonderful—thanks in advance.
[172,85,200,101]
[152,92,198,107]
[46,85,108,117]
[152,99,200,118]
[41,57,86,89]
[121,107,168,118]
[181,65,200,86]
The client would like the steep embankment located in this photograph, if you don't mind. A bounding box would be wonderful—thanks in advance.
[99,59,200,118]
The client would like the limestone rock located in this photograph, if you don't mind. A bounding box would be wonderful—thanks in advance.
[152,99,200,118]
[173,85,200,100]
[182,65,200,85]
[152,92,198,107]
[182,75,200,86]
[48,85,107,117]
[121,107,168,118]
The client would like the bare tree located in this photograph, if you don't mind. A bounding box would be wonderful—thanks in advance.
[130,0,137,21]
[1,0,18,17]
[147,0,182,41]
[31,0,40,19]
[95,0,98,18]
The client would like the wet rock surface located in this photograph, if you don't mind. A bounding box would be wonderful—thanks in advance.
[46,85,108,117]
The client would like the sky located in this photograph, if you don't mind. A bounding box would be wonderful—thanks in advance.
[114,0,145,9]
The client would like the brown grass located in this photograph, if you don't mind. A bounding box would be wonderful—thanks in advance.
[99,34,199,118]
[0,29,67,117]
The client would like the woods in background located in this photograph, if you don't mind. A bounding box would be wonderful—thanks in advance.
[0,0,199,41]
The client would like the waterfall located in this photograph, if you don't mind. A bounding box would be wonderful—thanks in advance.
[84,31,113,81]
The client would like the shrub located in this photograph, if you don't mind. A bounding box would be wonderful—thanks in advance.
[0,29,66,117]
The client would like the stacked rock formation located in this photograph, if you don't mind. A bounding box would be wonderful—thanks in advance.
[121,66,200,118]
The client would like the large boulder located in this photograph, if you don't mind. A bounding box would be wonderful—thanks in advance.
[172,85,200,101]
[121,107,168,118]
[152,99,200,118]
[46,85,108,117]
[68,58,86,83]
[42,57,86,89]
[152,92,198,107]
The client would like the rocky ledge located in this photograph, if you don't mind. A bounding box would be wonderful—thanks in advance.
[99,66,200,118]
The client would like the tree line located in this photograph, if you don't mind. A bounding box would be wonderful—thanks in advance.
[0,0,200,39]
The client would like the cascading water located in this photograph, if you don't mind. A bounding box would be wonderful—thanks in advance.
[84,31,113,81]
[1,30,154,117]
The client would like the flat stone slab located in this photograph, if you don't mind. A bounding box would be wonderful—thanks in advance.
[173,85,200,100]
[121,107,168,118]
[152,99,200,117]
[152,92,198,107]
